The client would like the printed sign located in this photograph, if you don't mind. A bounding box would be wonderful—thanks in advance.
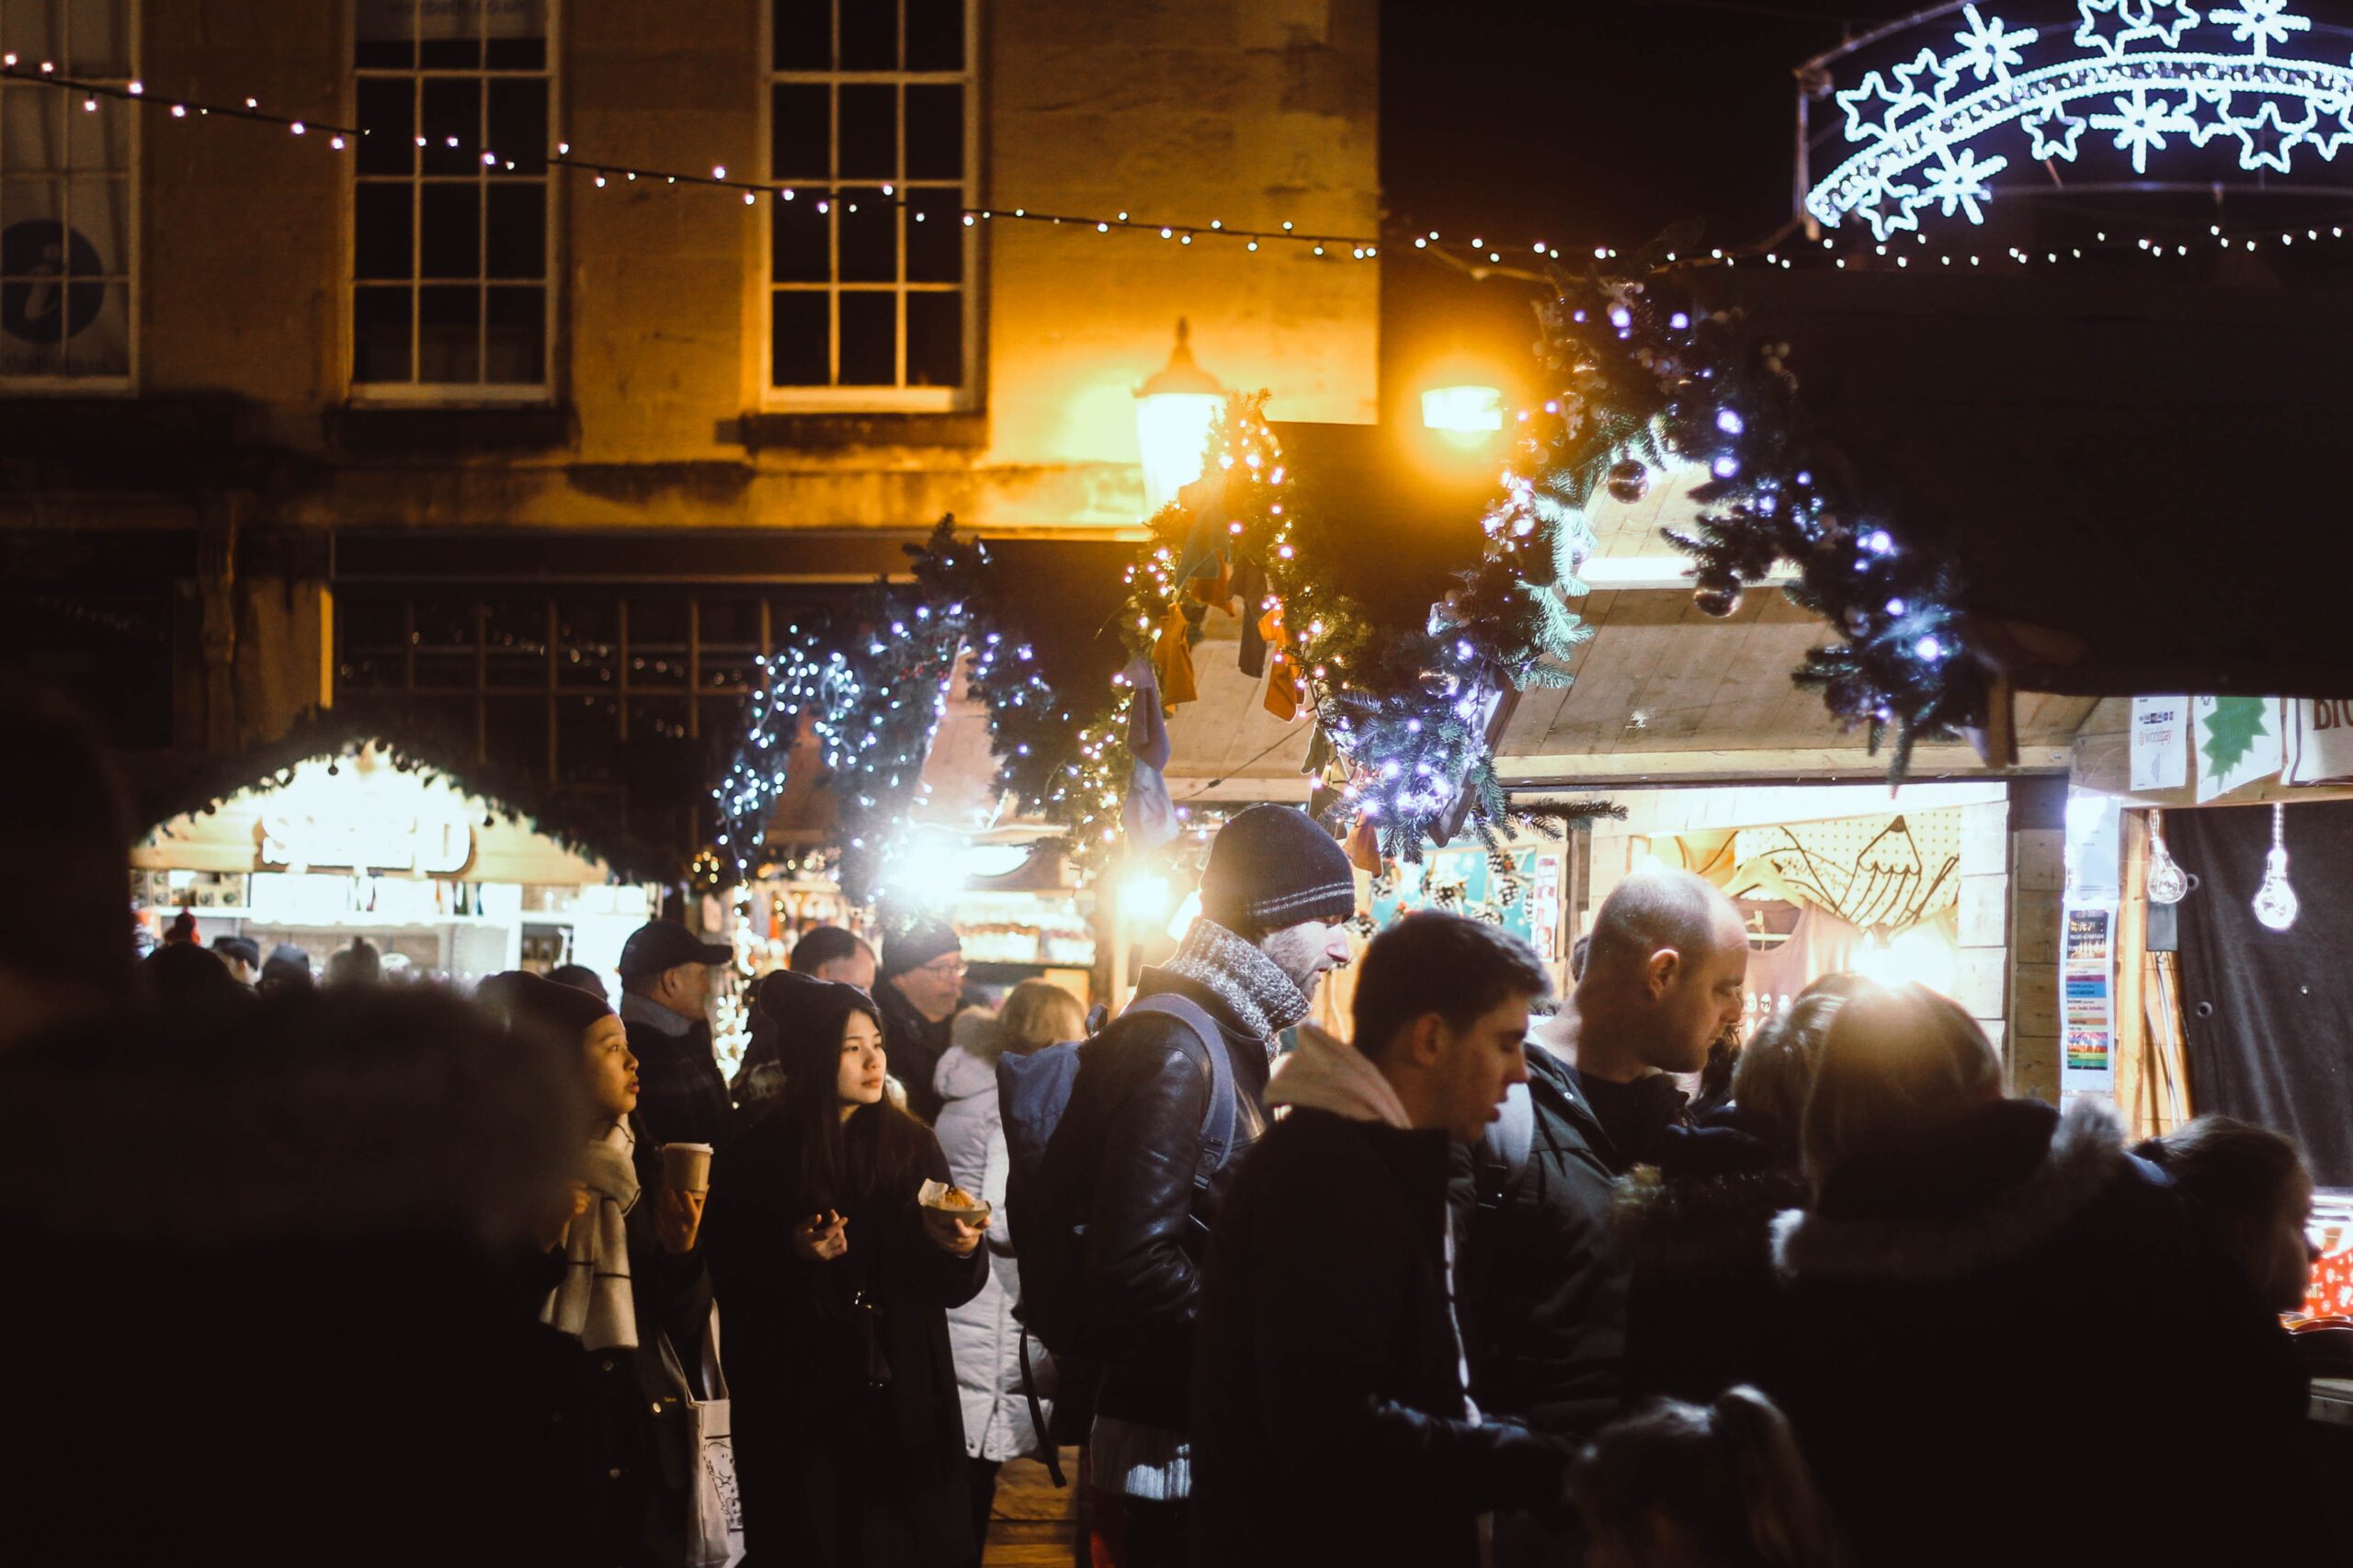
[2192,696,2283,803]
[2060,904,2116,1096]
[2129,696,2188,792]
[2284,698,2353,787]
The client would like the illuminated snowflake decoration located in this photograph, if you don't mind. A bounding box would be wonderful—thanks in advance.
[1809,0,2353,239]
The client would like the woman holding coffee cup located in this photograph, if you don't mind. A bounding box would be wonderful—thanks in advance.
[704,968,987,1568]
[480,970,711,1568]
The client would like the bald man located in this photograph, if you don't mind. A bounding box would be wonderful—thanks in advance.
[1453,869,1749,1568]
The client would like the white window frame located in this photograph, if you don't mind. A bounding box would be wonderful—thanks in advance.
[346,0,558,405]
[761,0,981,413]
[0,0,139,394]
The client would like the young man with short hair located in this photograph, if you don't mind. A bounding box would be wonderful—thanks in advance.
[1190,911,1573,1568]
[616,918,733,1146]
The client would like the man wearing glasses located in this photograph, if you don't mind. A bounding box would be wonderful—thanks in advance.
[877,917,967,1123]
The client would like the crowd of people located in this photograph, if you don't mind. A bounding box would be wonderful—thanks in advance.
[1,679,2343,1568]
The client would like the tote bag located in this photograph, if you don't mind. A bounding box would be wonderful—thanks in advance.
[658,1303,745,1568]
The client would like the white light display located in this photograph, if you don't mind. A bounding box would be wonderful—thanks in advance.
[1812,0,2353,240]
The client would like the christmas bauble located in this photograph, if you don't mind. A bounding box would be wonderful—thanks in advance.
[1694,573,1744,618]
[1606,460,1651,506]
[1420,668,1461,697]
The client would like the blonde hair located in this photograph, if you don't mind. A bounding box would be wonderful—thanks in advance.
[995,980,1086,1058]
[1799,983,2002,1193]
[1733,991,1849,1135]
[1571,1385,1848,1568]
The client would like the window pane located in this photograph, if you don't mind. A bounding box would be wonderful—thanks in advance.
[420,79,480,176]
[838,196,893,282]
[61,279,126,375]
[356,182,414,279]
[355,35,415,70]
[629,598,691,687]
[352,285,413,381]
[412,598,477,687]
[337,596,406,690]
[64,0,131,77]
[419,34,483,70]
[483,286,544,383]
[906,290,960,388]
[417,284,480,381]
[483,597,550,685]
[2,5,59,68]
[356,78,415,174]
[840,0,895,70]
[770,85,830,181]
[486,78,547,173]
[419,182,480,278]
[484,36,547,71]
[904,85,961,179]
[66,96,131,173]
[774,0,831,69]
[63,176,126,278]
[485,184,545,278]
[839,291,894,385]
[558,698,620,786]
[904,0,965,71]
[558,598,620,688]
[483,697,548,776]
[905,187,960,280]
[2,87,62,174]
[837,84,893,179]
[771,290,828,385]
[628,697,691,744]
[772,199,829,282]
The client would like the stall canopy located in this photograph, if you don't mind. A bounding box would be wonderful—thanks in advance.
[136,714,664,884]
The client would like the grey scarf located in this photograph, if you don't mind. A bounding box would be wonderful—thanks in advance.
[1158,919,1313,1056]
[543,1119,641,1352]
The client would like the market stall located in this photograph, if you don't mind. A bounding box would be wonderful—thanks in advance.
[135,738,658,991]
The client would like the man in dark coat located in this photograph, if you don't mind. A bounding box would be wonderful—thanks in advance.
[1192,913,1573,1568]
[1453,868,1748,1567]
[874,918,964,1124]
[617,919,733,1148]
[1038,805,1355,1568]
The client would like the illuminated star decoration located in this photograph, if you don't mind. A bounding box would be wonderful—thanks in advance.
[2182,84,2242,145]
[2075,0,2152,60]
[2307,91,2353,159]
[2091,85,2192,173]
[2024,97,2090,160]
[1836,70,1917,139]
[1892,46,1960,107]
[2209,0,2311,55]
[1951,3,2038,79]
[1855,179,1925,241]
[2138,0,2204,47]
[2229,96,2317,171]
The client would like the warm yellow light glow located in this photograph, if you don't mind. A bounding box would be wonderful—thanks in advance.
[1135,319,1225,515]
[1849,923,1956,995]
[1120,870,1173,929]
[1421,384,1505,437]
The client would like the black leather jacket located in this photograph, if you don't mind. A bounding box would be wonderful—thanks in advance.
[1050,970,1271,1434]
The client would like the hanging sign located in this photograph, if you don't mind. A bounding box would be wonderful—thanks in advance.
[2129,696,2188,792]
[2192,695,2282,802]
[2283,698,2353,786]
[2060,902,2116,1098]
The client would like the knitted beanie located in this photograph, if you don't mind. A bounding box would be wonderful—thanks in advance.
[880,916,961,982]
[1198,805,1357,935]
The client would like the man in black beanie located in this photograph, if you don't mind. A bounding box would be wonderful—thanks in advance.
[1035,804,1356,1568]
[876,916,963,1124]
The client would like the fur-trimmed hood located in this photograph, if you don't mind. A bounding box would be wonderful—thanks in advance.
[1771,1098,2135,1286]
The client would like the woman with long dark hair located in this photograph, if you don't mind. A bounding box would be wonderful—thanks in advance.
[704,969,988,1567]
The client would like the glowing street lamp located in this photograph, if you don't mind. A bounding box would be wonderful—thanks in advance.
[1421,383,1505,444]
[1134,318,1225,516]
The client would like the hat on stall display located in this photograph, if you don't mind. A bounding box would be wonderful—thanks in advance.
[616,920,733,982]
[880,918,961,982]
[1197,804,1358,935]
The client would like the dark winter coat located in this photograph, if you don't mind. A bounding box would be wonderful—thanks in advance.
[1040,969,1272,1436]
[554,1130,714,1568]
[876,978,956,1125]
[1614,1104,1807,1405]
[701,1107,988,1568]
[621,996,731,1149]
[1450,1045,1645,1439]
[1768,1097,2326,1568]
[1191,1105,1572,1568]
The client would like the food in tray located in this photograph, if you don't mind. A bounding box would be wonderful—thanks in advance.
[917,1178,993,1226]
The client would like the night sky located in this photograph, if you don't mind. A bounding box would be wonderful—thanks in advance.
[1381,0,1902,254]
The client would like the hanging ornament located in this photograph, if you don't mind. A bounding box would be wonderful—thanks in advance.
[1692,571,1744,618]
[1605,459,1652,506]
[2143,808,2188,905]
[2252,801,2300,932]
[1346,813,1383,874]
[1420,668,1461,698]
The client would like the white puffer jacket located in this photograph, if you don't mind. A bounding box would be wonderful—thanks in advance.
[933,1028,1053,1460]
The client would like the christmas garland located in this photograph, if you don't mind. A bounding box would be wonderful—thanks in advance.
[1521,264,1982,779]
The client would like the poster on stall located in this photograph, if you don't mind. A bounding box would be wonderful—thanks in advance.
[1370,845,1543,952]
[2284,698,2353,786]
[2129,697,2188,792]
[2192,696,2283,802]
[2060,903,2116,1098]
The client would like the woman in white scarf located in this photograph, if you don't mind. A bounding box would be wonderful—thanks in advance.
[483,970,710,1568]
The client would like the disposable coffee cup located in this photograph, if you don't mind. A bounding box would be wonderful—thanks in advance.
[661,1142,713,1195]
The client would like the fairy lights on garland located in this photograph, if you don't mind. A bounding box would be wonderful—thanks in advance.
[1518,264,1984,779]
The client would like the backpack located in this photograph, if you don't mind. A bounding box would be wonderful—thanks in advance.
[996,991,1235,1483]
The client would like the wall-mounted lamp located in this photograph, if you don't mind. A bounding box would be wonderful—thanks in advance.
[1135,318,1225,516]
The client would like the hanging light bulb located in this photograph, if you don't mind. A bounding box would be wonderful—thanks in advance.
[2252,801,2300,933]
[2144,808,2188,904]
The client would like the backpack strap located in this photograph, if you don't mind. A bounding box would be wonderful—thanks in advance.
[1120,992,1237,1194]
[1017,1327,1066,1487]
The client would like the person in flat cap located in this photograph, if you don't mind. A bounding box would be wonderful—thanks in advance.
[875,916,965,1125]
[1031,803,1358,1561]
[616,919,734,1148]
[210,936,262,988]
